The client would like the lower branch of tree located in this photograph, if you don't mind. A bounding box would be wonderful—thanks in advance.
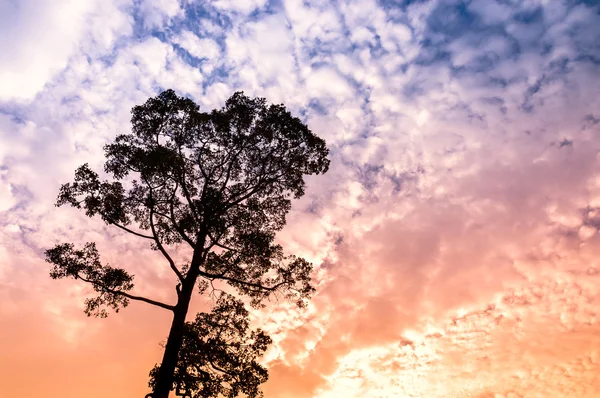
[76,274,175,311]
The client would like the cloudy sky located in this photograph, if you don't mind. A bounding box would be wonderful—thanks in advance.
[1,0,600,397]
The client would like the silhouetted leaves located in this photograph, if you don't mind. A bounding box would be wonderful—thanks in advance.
[46,242,134,317]
[149,293,271,398]
[45,89,329,397]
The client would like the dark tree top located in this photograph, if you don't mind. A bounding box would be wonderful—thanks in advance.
[48,89,330,312]
[46,89,329,397]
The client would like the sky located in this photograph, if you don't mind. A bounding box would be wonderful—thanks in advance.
[0,0,600,397]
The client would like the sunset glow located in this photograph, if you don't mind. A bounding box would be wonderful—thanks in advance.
[1,0,600,397]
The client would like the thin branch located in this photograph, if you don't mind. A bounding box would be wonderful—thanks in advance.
[207,279,225,300]
[209,360,234,377]
[180,176,199,224]
[108,220,155,240]
[73,194,155,241]
[175,147,201,226]
[220,180,269,212]
[76,275,175,311]
[196,141,211,181]
[221,170,286,212]
[197,268,287,294]
[206,232,241,254]
[149,203,184,283]
[217,143,247,193]
[166,195,196,247]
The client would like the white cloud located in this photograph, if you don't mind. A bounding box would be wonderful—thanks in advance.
[350,27,376,46]
[468,0,513,25]
[130,37,172,77]
[283,0,345,47]
[0,0,94,102]
[211,0,269,15]
[0,0,132,102]
[222,13,300,101]
[172,30,221,60]
[138,0,183,29]
[304,67,354,101]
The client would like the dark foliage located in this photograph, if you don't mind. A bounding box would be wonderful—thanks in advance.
[47,242,135,317]
[149,293,271,398]
[45,89,329,397]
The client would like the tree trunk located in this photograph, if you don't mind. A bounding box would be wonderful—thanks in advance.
[152,279,198,397]
[152,237,206,398]
[151,293,190,398]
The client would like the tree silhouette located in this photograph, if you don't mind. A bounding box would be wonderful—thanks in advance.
[149,294,272,398]
[45,90,329,397]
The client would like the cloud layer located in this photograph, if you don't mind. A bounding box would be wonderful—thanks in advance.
[1,0,600,397]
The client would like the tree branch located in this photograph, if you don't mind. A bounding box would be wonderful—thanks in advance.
[217,143,247,193]
[108,221,155,240]
[197,269,286,294]
[176,149,201,226]
[206,232,241,254]
[165,188,196,247]
[149,203,184,283]
[209,359,235,377]
[76,275,175,311]
[221,177,274,212]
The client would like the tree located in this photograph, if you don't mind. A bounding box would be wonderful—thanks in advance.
[45,90,330,397]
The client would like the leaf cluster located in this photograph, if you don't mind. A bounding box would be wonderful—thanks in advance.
[149,294,271,398]
[46,242,134,317]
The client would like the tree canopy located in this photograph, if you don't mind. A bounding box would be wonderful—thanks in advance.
[45,89,329,397]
